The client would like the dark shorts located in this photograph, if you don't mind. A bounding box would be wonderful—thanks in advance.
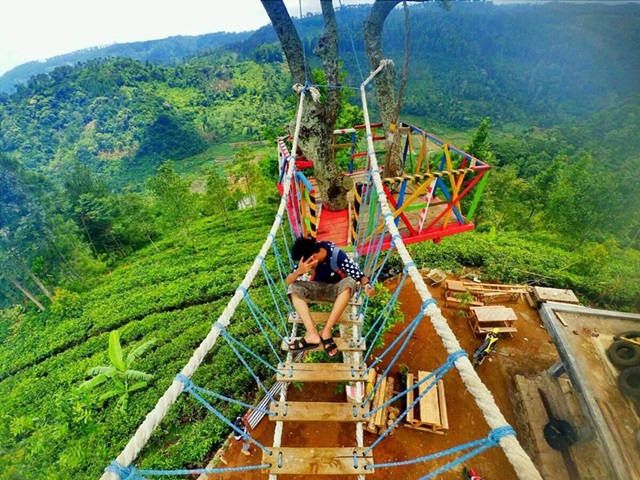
[287,277,356,303]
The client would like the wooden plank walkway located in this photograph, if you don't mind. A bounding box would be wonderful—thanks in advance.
[262,447,373,475]
[269,401,369,422]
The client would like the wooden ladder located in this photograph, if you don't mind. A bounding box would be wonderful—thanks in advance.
[263,292,374,477]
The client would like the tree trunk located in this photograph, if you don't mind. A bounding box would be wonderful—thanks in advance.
[6,275,45,311]
[10,249,53,299]
[364,0,403,178]
[261,0,347,210]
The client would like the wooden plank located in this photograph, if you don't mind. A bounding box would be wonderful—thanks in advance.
[470,306,517,323]
[418,371,441,426]
[269,401,369,422]
[597,399,640,479]
[555,312,568,327]
[373,375,387,428]
[262,447,373,475]
[277,363,365,383]
[281,337,366,352]
[533,286,580,305]
[445,296,484,309]
[378,376,395,430]
[288,311,362,326]
[477,326,517,335]
[437,378,449,430]
[514,375,570,480]
[406,373,416,424]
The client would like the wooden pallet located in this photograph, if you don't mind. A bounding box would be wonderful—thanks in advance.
[405,371,449,434]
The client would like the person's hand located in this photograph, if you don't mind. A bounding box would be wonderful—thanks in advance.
[296,256,317,276]
[363,283,374,298]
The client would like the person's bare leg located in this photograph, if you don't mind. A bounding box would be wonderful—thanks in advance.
[319,287,351,342]
[290,294,321,345]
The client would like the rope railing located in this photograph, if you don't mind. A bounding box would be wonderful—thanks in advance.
[358,59,544,480]
[101,63,543,480]
[99,86,311,480]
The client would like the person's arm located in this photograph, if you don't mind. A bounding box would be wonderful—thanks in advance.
[338,253,374,296]
[285,256,317,285]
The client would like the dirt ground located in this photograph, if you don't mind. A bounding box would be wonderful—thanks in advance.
[210,274,563,480]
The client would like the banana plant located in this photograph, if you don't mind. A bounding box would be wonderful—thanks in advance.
[80,330,156,412]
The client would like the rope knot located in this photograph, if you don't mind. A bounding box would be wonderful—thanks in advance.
[175,373,194,393]
[421,298,437,314]
[447,349,468,366]
[236,286,249,298]
[488,425,516,445]
[105,460,137,480]
[403,261,416,274]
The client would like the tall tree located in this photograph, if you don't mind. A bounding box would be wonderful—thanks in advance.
[261,0,348,210]
[262,0,440,206]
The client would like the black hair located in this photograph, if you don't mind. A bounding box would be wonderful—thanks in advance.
[291,237,320,261]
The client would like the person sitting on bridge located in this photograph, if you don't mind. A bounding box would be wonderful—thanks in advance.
[286,237,374,358]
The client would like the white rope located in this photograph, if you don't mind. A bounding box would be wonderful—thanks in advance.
[100,90,310,480]
[359,60,543,480]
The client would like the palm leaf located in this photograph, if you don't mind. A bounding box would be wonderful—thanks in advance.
[80,374,108,390]
[127,381,149,393]
[98,389,122,402]
[108,330,126,372]
[123,369,154,382]
[125,339,157,366]
[87,366,117,377]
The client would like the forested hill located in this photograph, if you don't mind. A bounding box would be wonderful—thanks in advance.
[0,31,253,94]
[1,1,639,311]
[2,1,639,183]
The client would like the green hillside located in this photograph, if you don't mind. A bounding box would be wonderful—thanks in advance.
[0,206,279,478]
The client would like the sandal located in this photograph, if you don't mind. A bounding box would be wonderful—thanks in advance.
[321,336,339,358]
[288,338,320,352]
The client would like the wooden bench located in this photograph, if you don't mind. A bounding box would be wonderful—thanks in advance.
[444,296,484,309]
[469,305,518,338]
[405,371,449,434]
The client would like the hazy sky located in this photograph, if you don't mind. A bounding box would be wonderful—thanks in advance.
[0,0,371,76]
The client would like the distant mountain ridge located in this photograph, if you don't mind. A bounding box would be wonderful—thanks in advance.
[0,31,254,94]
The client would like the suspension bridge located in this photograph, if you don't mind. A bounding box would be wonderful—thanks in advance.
[100,62,543,480]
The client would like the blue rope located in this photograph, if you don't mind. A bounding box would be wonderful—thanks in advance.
[360,302,425,377]
[215,323,279,404]
[237,286,286,356]
[364,426,516,479]
[270,236,294,315]
[175,374,273,455]
[105,461,140,480]
[106,458,271,478]
[363,350,467,455]
[216,324,278,373]
[278,220,295,271]
[362,209,387,276]
[359,268,408,352]
[260,261,290,336]
[136,464,271,476]
[175,374,276,417]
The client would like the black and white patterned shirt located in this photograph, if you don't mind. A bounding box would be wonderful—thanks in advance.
[293,241,365,284]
